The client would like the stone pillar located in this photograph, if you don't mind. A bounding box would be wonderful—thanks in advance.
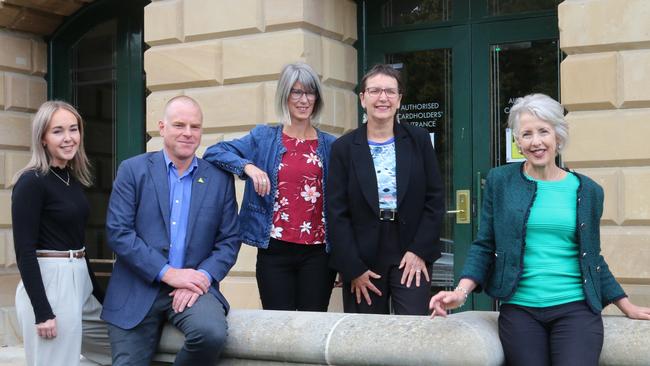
[0,29,48,345]
[559,0,650,313]
[143,0,359,310]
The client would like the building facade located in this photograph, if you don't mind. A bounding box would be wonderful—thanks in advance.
[0,0,649,346]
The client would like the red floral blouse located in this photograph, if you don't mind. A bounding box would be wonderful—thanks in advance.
[270,133,325,244]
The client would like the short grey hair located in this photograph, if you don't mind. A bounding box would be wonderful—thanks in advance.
[163,95,203,123]
[275,62,324,125]
[508,93,569,152]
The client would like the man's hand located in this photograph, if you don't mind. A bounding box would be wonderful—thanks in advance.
[169,288,201,313]
[162,268,210,294]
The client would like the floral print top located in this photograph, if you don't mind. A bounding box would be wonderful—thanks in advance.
[369,138,397,210]
[270,133,325,244]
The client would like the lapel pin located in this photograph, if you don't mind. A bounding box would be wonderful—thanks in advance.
[198,177,205,183]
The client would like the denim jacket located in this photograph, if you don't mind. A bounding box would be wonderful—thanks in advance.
[203,125,337,250]
[460,162,626,313]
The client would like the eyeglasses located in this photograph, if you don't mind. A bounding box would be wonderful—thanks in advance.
[364,87,400,99]
[289,89,317,101]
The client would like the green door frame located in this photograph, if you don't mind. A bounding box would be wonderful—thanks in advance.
[359,1,559,311]
[48,0,146,166]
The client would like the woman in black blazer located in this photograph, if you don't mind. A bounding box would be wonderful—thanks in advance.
[327,64,445,315]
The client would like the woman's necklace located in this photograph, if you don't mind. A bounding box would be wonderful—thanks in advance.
[49,168,70,186]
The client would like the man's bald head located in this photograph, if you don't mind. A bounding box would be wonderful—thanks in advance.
[162,95,203,123]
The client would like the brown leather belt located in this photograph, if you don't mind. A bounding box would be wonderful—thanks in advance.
[36,250,85,259]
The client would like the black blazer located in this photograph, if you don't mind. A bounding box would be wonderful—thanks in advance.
[327,122,445,281]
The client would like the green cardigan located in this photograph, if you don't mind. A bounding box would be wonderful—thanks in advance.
[460,162,626,313]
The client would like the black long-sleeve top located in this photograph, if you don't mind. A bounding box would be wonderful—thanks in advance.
[12,167,102,323]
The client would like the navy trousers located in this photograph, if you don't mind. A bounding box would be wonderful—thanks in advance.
[107,284,227,366]
[499,300,604,366]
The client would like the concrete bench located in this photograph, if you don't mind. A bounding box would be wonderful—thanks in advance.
[152,310,650,365]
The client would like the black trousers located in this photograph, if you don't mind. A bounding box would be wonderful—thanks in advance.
[499,300,604,366]
[256,238,336,311]
[342,220,431,315]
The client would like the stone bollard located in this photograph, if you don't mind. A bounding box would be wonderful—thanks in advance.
[154,310,650,365]
[155,310,503,365]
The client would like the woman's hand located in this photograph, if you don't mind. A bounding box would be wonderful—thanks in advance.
[244,164,271,196]
[615,297,650,320]
[36,318,57,339]
[429,279,476,318]
[429,291,466,318]
[351,270,382,305]
[399,251,429,288]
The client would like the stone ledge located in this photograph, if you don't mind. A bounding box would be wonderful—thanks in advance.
[151,310,650,365]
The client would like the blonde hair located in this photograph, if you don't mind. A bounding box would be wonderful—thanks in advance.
[12,101,93,187]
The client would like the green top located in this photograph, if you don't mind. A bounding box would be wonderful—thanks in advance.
[505,173,585,307]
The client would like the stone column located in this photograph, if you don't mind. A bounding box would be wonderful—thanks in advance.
[559,0,650,312]
[0,29,47,345]
[143,0,359,310]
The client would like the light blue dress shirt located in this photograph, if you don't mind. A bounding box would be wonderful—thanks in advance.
[157,151,212,284]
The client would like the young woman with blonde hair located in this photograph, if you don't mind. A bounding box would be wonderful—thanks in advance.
[12,101,107,365]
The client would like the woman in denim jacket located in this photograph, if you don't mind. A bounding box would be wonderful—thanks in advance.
[204,62,337,311]
[430,94,650,365]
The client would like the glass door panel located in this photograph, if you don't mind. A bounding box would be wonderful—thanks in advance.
[486,0,562,16]
[381,0,452,27]
[367,26,472,307]
[72,19,118,287]
[490,39,561,166]
[386,50,454,291]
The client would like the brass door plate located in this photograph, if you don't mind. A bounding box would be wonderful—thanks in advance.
[456,189,470,224]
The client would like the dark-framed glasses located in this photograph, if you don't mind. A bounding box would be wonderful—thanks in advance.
[289,89,317,101]
[364,87,400,99]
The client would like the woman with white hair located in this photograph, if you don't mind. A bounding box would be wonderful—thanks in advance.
[430,93,650,365]
[12,101,106,365]
[203,62,336,311]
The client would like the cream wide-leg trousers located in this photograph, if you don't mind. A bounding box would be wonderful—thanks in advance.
[15,252,111,366]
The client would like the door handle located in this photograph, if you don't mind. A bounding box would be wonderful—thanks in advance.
[452,190,470,224]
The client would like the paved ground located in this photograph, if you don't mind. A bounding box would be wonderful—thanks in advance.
[0,345,101,366]
[0,346,24,366]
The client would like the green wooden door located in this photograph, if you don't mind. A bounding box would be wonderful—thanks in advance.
[366,26,475,309]
[48,0,147,285]
[361,0,561,311]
